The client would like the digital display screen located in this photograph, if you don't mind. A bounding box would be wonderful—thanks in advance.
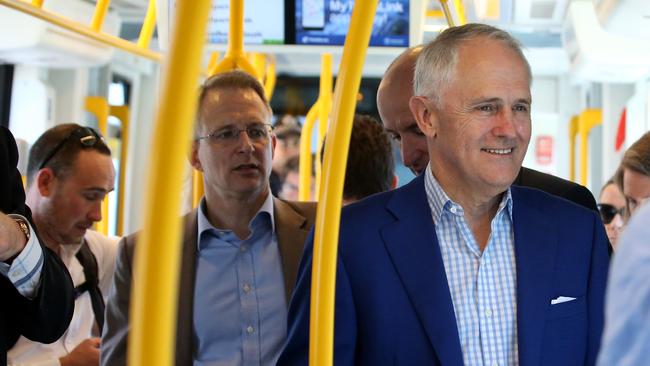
[295,0,409,47]
[168,0,285,45]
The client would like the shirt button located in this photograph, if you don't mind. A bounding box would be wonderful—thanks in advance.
[485,309,493,317]
[240,245,247,252]
[242,283,251,293]
[246,326,254,334]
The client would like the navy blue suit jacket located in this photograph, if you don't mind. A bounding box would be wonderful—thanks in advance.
[279,175,609,366]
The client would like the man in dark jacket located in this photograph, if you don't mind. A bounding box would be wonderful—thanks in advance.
[0,126,74,366]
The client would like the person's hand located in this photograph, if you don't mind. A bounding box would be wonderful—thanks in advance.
[0,212,27,262]
[59,338,101,366]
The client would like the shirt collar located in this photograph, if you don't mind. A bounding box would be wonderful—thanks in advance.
[424,164,513,223]
[197,193,275,248]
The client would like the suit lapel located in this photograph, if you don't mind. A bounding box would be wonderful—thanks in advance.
[175,210,198,366]
[381,176,464,365]
[511,187,558,366]
[274,198,311,305]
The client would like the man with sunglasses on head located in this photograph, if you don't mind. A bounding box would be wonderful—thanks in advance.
[1,126,75,366]
[101,71,316,366]
[8,124,119,366]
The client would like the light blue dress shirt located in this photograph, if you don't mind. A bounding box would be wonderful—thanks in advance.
[425,166,518,366]
[193,194,287,366]
[0,215,44,299]
[597,203,650,366]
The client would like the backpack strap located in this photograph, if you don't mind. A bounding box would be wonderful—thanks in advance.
[74,240,105,332]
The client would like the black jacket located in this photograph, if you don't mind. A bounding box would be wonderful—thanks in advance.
[0,126,75,366]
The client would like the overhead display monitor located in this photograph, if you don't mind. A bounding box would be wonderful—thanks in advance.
[208,0,285,44]
[294,0,409,47]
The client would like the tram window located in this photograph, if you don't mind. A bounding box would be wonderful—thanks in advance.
[109,75,131,106]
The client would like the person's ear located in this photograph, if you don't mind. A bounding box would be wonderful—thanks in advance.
[189,140,204,172]
[391,174,398,189]
[270,134,277,159]
[36,168,56,197]
[409,96,439,138]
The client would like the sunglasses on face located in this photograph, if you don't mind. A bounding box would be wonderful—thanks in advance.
[597,203,626,224]
[38,127,102,170]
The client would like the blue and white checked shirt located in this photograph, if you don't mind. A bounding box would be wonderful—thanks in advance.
[0,215,44,299]
[425,166,518,366]
[193,193,287,366]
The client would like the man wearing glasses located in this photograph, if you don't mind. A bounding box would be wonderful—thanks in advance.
[102,70,316,366]
[1,126,75,366]
[8,124,118,366]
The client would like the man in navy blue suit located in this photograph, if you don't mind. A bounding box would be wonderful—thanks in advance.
[279,24,609,366]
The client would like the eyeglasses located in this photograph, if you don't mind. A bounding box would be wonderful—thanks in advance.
[196,123,273,145]
[39,127,102,170]
[597,203,626,224]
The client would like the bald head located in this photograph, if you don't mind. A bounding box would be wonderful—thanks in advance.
[377,46,429,176]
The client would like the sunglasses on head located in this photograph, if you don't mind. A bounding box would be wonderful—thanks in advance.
[38,127,102,170]
[597,203,626,224]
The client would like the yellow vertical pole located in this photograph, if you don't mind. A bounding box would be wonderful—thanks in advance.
[90,0,111,32]
[207,52,221,76]
[452,0,467,25]
[314,54,332,198]
[211,0,257,76]
[264,55,277,100]
[251,53,266,82]
[569,115,579,182]
[137,0,157,49]
[31,0,44,7]
[85,96,110,235]
[299,106,318,201]
[578,109,602,186]
[192,171,204,207]
[127,0,211,364]
[309,0,378,364]
[439,0,455,27]
[109,105,129,237]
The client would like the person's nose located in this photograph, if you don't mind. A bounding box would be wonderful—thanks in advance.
[89,201,103,222]
[492,110,518,138]
[236,130,255,153]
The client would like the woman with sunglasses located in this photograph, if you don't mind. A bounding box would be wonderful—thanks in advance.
[598,178,626,250]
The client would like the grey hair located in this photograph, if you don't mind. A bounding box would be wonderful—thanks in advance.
[413,23,532,107]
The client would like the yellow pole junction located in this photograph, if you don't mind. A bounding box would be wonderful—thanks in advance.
[109,105,130,237]
[211,0,257,77]
[207,51,222,76]
[251,52,267,82]
[314,53,333,198]
[568,115,579,182]
[0,0,162,62]
[309,0,378,364]
[298,106,318,201]
[137,0,157,49]
[85,96,110,236]
[90,0,111,32]
[439,0,455,27]
[264,54,277,100]
[127,0,211,364]
[31,0,43,7]
[578,109,602,186]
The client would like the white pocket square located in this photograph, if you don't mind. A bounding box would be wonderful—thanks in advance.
[551,296,577,305]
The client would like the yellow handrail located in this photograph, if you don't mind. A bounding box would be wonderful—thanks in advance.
[0,0,163,62]
[109,105,130,237]
[264,55,277,100]
[127,0,211,364]
[137,0,156,49]
[314,53,333,198]
[578,109,602,186]
[439,0,455,27]
[211,0,257,77]
[90,0,111,32]
[31,0,43,8]
[452,0,467,25]
[85,96,110,236]
[299,106,318,201]
[569,115,579,182]
[251,52,267,82]
[207,52,221,76]
[309,0,378,364]
[192,170,204,207]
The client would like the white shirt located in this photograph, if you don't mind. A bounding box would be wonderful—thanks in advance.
[8,230,119,366]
